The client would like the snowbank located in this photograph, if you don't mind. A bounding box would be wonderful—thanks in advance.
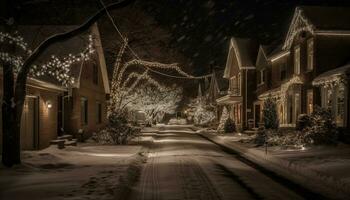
[0,143,146,200]
[199,132,350,199]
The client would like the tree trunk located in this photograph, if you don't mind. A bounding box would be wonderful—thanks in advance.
[1,0,134,167]
[1,63,20,166]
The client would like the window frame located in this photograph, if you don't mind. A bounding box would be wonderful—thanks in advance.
[307,39,314,71]
[307,89,314,115]
[96,101,102,124]
[294,45,301,75]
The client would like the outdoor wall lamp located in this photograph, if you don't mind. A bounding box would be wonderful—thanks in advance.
[46,101,53,109]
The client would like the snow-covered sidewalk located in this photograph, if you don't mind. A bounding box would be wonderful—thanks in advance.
[0,143,147,200]
[198,131,350,199]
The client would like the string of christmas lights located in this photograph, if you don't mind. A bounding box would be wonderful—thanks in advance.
[0,32,95,87]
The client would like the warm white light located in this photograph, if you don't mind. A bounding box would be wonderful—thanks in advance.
[47,101,52,109]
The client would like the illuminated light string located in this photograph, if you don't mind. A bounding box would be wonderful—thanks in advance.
[0,33,95,87]
[98,0,212,80]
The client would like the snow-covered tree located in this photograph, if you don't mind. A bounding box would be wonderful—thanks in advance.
[108,37,192,122]
[217,106,229,131]
[127,85,183,123]
[187,98,216,126]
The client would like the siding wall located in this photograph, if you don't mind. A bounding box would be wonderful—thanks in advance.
[0,75,61,151]
[64,60,108,137]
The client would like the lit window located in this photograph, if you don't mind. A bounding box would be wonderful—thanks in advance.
[307,90,313,114]
[294,46,301,75]
[336,84,345,126]
[307,39,314,71]
[238,73,241,95]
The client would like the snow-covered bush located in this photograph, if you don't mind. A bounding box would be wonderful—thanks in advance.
[262,96,279,130]
[187,99,216,126]
[224,118,236,133]
[296,114,311,131]
[93,114,140,145]
[303,106,338,145]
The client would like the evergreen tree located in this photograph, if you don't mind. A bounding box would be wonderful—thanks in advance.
[217,106,229,131]
[263,96,279,130]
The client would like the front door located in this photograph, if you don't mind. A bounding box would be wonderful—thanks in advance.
[20,96,39,150]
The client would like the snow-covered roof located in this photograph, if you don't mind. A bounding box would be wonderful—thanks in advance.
[223,37,258,78]
[313,64,350,86]
[15,24,110,94]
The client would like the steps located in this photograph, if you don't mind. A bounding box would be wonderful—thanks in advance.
[243,129,259,135]
[50,135,77,149]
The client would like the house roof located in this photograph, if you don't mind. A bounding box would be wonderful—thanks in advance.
[17,25,89,86]
[283,6,350,50]
[223,37,258,78]
[12,24,110,94]
[313,63,350,86]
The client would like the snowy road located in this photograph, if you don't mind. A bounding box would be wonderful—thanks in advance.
[130,126,305,200]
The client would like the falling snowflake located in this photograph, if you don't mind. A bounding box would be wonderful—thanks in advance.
[177,36,186,42]
[205,35,213,42]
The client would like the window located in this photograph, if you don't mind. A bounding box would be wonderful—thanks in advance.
[294,46,301,75]
[230,76,239,95]
[257,70,262,85]
[280,64,287,80]
[80,97,88,125]
[96,102,102,124]
[336,84,345,126]
[261,69,265,83]
[238,73,241,95]
[93,64,98,85]
[307,39,314,71]
[307,90,314,114]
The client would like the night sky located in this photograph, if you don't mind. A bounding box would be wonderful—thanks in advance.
[3,0,350,88]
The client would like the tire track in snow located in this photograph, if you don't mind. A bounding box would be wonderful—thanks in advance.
[177,157,222,200]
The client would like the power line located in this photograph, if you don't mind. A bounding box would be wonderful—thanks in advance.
[98,0,213,79]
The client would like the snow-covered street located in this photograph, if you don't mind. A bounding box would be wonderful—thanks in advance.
[130,126,308,200]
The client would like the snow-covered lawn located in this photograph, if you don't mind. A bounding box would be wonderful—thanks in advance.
[199,131,350,199]
[0,143,146,200]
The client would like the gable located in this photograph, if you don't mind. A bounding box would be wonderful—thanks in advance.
[283,7,315,50]
[223,41,240,79]
[255,46,269,68]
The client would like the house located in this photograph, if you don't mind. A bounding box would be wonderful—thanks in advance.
[255,6,350,130]
[63,24,110,139]
[0,23,110,151]
[217,37,259,130]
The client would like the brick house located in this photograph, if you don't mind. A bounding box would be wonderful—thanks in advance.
[217,37,258,130]
[0,23,110,151]
[255,6,350,130]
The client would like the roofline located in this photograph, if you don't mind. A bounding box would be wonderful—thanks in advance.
[255,45,268,67]
[0,70,66,92]
[27,78,67,92]
[269,51,290,62]
[282,7,315,50]
[91,23,110,94]
[315,30,350,36]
